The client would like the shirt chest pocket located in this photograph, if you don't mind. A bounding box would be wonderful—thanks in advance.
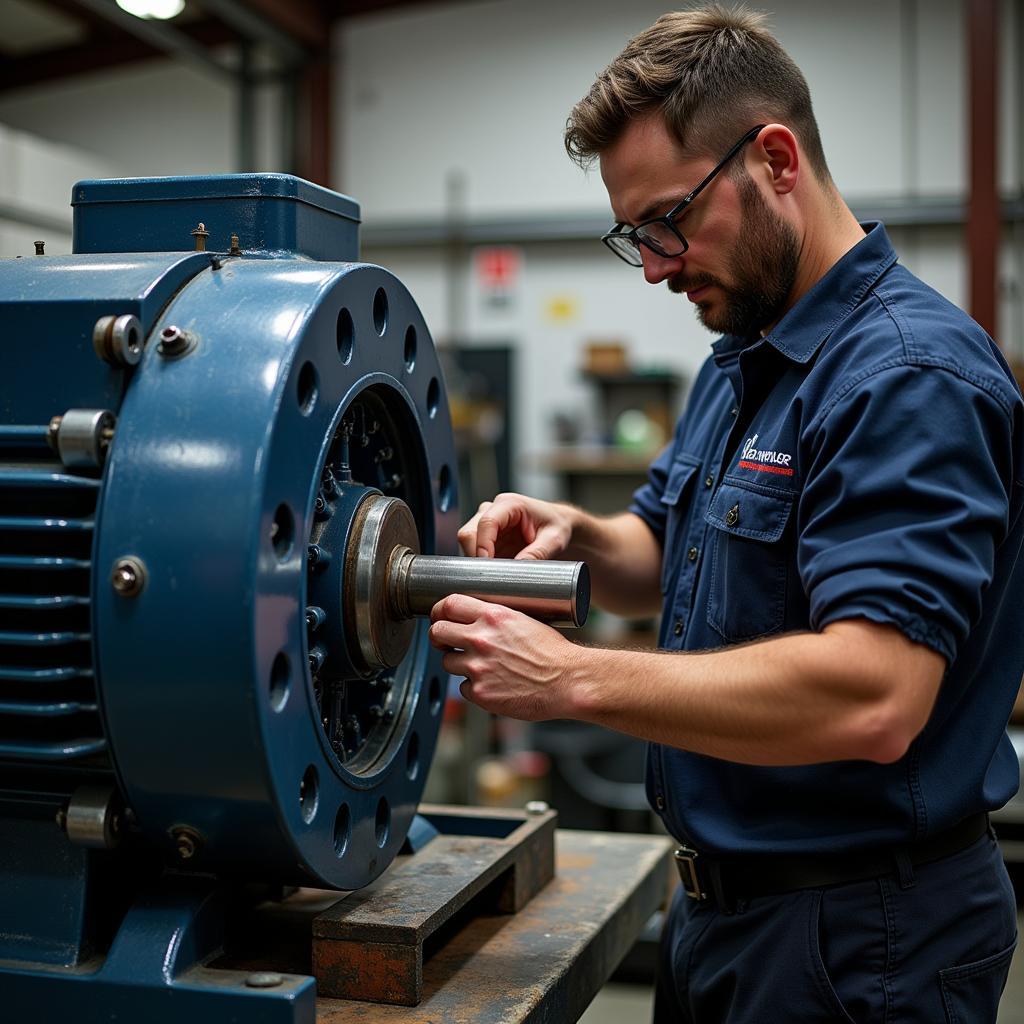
[659,453,702,595]
[704,478,796,642]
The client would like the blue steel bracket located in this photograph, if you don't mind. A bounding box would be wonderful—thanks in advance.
[0,251,212,424]
[400,812,441,855]
[0,876,316,1023]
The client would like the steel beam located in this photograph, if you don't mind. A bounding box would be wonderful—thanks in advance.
[0,19,237,93]
[194,0,310,63]
[967,0,1000,338]
[232,0,328,51]
[68,0,234,79]
[299,59,332,186]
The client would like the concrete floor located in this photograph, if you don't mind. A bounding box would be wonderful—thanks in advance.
[579,906,1024,1024]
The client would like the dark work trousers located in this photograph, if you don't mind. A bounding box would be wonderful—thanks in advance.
[653,829,1017,1023]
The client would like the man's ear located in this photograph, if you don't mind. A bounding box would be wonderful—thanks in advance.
[752,124,799,196]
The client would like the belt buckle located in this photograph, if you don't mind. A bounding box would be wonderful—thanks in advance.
[674,845,707,901]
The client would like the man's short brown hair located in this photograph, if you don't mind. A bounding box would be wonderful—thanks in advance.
[564,5,831,183]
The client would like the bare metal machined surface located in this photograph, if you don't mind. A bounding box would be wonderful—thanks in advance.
[54,408,116,469]
[390,550,590,628]
[346,493,591,672]
[65,784,122,849]
[346,494,419,673]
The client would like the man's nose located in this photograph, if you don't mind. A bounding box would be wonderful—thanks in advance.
[640,246,685,285]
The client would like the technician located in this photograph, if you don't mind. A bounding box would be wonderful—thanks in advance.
[429,6,1024,1021]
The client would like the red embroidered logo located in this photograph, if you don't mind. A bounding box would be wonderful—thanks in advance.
[739,434,794,477]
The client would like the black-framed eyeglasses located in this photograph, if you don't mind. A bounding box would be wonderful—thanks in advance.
[602,124,766,267]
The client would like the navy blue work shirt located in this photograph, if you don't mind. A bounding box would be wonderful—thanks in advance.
[629,223,1024,857]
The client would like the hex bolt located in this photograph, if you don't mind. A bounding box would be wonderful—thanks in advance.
[307,544,331,570]
[111,557,147,598]
[157,325,193,358]
[229,233,242,256]
[93,314,143,367]
[47,415,62,453]
[34,240,45,255]
[191,222,209,252]
[308,645,326,674]
[245,973,284,988]
[170,825,203,860]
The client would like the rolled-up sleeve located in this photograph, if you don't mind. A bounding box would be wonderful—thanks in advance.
[628,438,677,545]
[799,364,1018,663]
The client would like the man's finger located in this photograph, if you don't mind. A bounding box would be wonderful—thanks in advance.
[475,502,525,558]
[456,503,492,556]
[430,592,492,624]
[428,619,469,650]
[443,650,472,678]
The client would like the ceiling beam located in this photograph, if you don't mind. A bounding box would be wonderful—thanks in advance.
[0,19,236,93]
[334,0,481,17]
[230,0,330,51]
[68,0,235,78]
[196,0,313,61]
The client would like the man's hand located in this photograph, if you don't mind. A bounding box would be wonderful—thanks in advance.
[429,594,581,720]
[458,492,577,560]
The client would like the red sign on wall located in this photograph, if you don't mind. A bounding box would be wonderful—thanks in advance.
[474,246,522,309]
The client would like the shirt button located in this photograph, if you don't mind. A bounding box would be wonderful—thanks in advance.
[704,474,714,488]
[656,795,666,810]
[687,546,699,562]
[673,619,684,637]
[725,503,740,527]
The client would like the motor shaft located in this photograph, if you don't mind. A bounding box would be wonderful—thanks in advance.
[344,493,591,672]
[388,547,590,628]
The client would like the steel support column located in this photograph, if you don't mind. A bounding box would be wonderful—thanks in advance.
[967,0,1000,338]
[298,59,332,188]
[237,43,256,172]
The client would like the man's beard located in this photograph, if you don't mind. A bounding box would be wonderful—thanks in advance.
[668,174,800,336]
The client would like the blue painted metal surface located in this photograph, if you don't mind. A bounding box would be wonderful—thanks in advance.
[73,173,360,261]
[0,173,458,1020]
[0,873,317,1022]
[0,252,211,424]
[94,257,457,888]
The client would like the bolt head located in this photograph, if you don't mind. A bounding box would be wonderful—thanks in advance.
[157,325,189,357]
[245,973,284,989]
[525,801,550,816]
[112,564,136,592]
[111,557,146,598]
[113,565,135,590]
[176,834,196,859]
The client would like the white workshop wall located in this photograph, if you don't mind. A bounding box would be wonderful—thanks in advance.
[0,0,1017,499]
[344,0,1021,497]
[0,122,116,255]
[338,0,1019,219]
[0,55,283,181]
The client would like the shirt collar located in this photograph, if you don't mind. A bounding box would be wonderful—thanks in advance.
[712,222,898,366]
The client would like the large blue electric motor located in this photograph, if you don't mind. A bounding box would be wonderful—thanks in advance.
[0,174,461,1020]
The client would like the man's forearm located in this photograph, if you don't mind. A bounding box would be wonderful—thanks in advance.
[565,621,944,766]
[563,509,663,616]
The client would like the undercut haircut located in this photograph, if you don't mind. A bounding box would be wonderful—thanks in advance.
[564,4,832,184]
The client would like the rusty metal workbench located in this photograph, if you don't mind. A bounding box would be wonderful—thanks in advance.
[315,830,672,1024]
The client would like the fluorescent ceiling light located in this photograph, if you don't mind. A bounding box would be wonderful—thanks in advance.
[116,0,186,19]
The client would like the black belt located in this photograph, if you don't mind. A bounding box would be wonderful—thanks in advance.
[674,812,990,912]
